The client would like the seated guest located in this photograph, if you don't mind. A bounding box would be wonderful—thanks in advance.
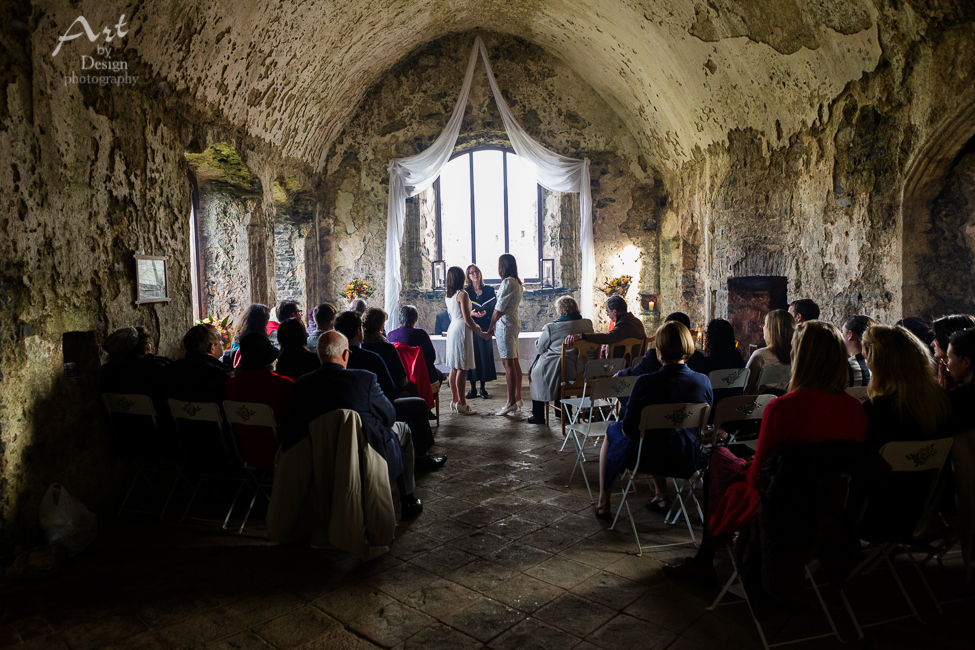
[664,321,868,585]
[275,318,321,381]
[842,314,876,387]
[290,331,422,521]
[933,314,975,389]
[788,298,820,324]
[334,311,445,471]
[101,326,171,395]
[224,333,295,471]
[165,324,234,403]
[744,309,795,394]
[527,296,594,425]
[564,296,647,357]
[434,309,451,336]
[388,304,445,383]
[306,308,316,335]
[232,304,271,367]
[946,327,975,430]
[621,312,707,377]
[269,300,302,347]
[362,307,413,395]
[349,298,367,315]
[697,319,745,375]
[857,325,951,538]
[306,302,337,353]
[593,321,713,521]
[896,316,935,350]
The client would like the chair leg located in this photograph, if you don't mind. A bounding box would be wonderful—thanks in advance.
[182,476,204,520]
[726,544,772,650]
[881,545,923,623]
[221,478,247,530]
[906,547,943,615]
[805,564,844,643]
[545,401,550,426]
[117,463,143,516]
[838,588,864,640]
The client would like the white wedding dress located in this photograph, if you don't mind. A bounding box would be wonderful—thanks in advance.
[445,293,475,370]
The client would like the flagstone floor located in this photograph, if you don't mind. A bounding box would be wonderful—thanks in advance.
[2,381,974,649]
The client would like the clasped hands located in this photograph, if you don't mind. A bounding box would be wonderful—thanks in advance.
[476,326,494,340]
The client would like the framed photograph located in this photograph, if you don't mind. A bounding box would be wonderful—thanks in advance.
[433,260,446,290]
[541,259,555,288]
[134,254,170,306]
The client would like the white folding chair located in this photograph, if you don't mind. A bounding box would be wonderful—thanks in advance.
[753,364,792,395]
[713,394,775,445]
[559,358,626,452]
[564,376,638,502]
[842,437,955,633]
[168,399,245,529]
[845,385,869,404]
[223,401,279,533]
[103,393,187,518]
[707,367,750,393]
[610,402,710,555]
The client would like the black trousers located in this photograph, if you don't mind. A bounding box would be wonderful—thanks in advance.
[394,397,434,456]
[532,399,561,418]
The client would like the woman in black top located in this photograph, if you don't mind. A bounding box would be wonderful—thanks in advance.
[698,319,745,375]
[465,264,497,398]
[274,319,321,381]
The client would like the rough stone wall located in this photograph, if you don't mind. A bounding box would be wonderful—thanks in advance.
[321,33,657,333]
[0,12,195,554]
[195,184,258,321]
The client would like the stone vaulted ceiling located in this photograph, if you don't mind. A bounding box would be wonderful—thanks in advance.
[45,0,882,171]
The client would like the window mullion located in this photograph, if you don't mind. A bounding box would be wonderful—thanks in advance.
[434,177,442,261]
[537,184,543,280]
[503,152,510,254]
[469,153,476,264]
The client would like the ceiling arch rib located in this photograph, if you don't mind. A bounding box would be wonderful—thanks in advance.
[123,0,881,171]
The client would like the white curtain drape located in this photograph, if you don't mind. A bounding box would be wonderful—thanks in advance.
[384,36,595,330]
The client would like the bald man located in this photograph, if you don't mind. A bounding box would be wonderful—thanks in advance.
[290,331,422,521]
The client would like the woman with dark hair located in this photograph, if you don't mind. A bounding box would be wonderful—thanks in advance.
[362,307,412,395]
[932,315,975,389]
[274,318,321,381]
[946,328,975,430]
[388,304,444,383]
[698,319,745,375]
[664,321,868,585]
[465,264,498,398]
[896,316,935,350]
[744,309,795,394]
[487,254,524,416]
[445,266,486,414]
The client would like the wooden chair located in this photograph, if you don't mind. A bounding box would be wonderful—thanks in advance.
[609,337,648,367]
[558,340,603,436]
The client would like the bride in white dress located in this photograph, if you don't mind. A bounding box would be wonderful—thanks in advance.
[487,254,524,415]
[445,266,485,414]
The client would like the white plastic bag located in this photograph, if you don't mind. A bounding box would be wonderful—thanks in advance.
[39,484,98,556]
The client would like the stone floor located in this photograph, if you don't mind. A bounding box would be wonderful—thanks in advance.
[3,382,974,649]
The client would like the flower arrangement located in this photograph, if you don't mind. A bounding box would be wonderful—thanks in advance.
[195,314,234,350]
[602,275,633,297]
[343,279,375,300]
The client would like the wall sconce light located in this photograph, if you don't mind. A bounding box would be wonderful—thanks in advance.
[540,259,555,288]
[640,293,659,313]
[433,261,445,290]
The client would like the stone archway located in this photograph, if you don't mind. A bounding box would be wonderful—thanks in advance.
[902,92,975,318]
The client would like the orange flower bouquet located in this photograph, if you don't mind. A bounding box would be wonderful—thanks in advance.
[343,279,375,300]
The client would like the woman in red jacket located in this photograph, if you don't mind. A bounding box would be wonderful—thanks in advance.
[664,320,868,585]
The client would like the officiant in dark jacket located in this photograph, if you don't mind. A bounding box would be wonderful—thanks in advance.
[465,264,497,398]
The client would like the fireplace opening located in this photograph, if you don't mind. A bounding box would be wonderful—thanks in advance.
[727,276,789,355]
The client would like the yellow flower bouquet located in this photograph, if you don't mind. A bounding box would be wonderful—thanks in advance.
[343,279,375,300]
[602,275,633,297]
[194,314,234,350]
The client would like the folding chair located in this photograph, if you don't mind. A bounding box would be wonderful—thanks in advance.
[564,375,638,502]
[168,399,245,529]
[558,340,604,438]
[922,429,975,584]
[559,358,626,452]
[223,401,279,533]
[712,394,775,445]
[752,364,792,395]
[707,367,751,424]
[102,393,187,518]
[610,402,710,555]
[845,385,869,404]
[843,437,955,631]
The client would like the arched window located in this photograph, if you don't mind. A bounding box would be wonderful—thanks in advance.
[435,148,542,282]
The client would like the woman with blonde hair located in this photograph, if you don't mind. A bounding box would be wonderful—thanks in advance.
[445,266,486,413]
[664,321,868,585]
[487,254,524,415]
[527,295,594,424]
[744,309,795,394]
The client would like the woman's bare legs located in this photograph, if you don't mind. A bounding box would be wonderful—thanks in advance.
[512,360,523,403]
[501,358,519,408]
[651,477,670,504]
[454,369,469,407]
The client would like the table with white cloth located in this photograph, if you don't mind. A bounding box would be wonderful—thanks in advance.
[432,332,540,375]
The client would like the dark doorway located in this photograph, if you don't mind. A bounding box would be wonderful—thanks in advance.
[727,276,789,355]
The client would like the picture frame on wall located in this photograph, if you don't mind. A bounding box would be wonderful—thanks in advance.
[134,254,170,306]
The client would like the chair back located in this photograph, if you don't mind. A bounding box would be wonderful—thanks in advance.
[590,375,639,402]
[102,393,159,460]
[708,368,750,391]
[582,358,626,381]
[755,364,792,394]
[560,340,603,395]
[168,399,233,469]
[103,392,157,422]
[610,337,647,367]
[712,394,775,429]
[845,386,869,404]
[638,402,710,434]
[878,437,954,473]
[223,401,279,471]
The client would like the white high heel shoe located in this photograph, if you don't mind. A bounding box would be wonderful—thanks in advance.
[457,402,476,415]
[450,402,458,413]
[496,403,517,416]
